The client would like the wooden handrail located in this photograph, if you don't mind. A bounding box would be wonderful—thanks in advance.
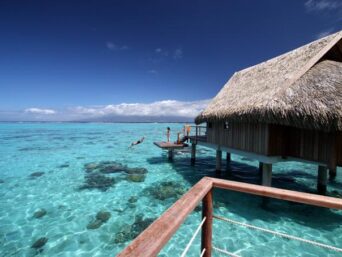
[211,178,342,209]
[118,177,342,257]
[117,177,213,257]
[190,125,206,129]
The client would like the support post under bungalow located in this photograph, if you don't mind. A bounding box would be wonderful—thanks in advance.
[258,162,263,184]
[260,163,272,207]
[226,152,231,176]
[318,165,328,195]
[261,163,272,187]
[216,149,222,173]
[168,149,174,161]
[191,143,196,165]
[329,168,337,180]
[226,152,231,168]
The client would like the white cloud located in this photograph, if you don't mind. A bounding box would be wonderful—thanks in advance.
[148,69,158,74]
[153,47,183,59]
[106,42,128,51]
[173,48,183,59]
[316,28,335,39]
[24,108,56,115]
[305,0,342,11]
[71,99,210,118]
[154,48,169,56]
[14,100,209,121]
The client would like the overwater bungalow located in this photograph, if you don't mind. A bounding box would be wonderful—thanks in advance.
[191,30,342,194]
[120,31,342,257]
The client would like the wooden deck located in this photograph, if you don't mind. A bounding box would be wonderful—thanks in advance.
[153,141,185,150]
[118,177,342,257]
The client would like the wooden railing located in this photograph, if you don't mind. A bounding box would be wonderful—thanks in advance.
[188,125,207,144]
[194,125,207,137]
[117,177,342,257]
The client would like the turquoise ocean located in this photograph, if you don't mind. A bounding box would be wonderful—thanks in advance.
[0,123,341,257]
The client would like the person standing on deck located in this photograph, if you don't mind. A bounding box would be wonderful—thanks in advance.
[186,125,191,142]
[166,127,171,142]
[177,132,181,144]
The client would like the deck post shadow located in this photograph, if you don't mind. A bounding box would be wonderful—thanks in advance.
[168,149,174,161]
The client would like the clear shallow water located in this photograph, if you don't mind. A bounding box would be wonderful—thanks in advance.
[0,122,341,257]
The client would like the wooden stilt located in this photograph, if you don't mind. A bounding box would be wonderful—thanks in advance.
[261,163,272,207]
[258,162,263,183]
[259,162,263,172]
[261,163,272,187]
[168,149,174,161]
[226,152,231,167]
[318,165,328,195]
[226,152,231,175]
[191,143,196,166]
[329,168,337,181]
[216,149,222,173]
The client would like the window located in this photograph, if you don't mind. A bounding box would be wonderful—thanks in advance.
[208,122,213,129]
[224,121,229,130]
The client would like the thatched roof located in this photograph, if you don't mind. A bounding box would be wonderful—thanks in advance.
[196,31,342,131]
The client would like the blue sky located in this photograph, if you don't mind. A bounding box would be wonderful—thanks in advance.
[0,0,341,121]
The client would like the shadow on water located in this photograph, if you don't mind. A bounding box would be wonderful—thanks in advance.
[146,155,316,193]
[146,154,342,231]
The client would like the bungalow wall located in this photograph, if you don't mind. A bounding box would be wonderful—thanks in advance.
[206,121,342,167]
[281,126,341,168]
[206,122,270,155]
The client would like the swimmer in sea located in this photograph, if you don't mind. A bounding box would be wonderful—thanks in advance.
[129,137,145,148]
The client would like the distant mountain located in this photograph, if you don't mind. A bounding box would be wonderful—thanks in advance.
[77,115,194,123]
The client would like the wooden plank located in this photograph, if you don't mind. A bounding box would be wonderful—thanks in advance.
[117,177,213,257]
[211,177,342,209]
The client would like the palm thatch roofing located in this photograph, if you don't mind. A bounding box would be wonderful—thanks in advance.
[196,31,342,131]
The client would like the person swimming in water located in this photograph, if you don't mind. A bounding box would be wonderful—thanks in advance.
[129,137,145,148]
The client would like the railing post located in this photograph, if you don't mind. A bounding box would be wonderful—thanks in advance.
[201,190,213,257]
[196,126,198,144]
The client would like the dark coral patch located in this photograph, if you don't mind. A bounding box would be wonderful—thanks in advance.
[114,215,155,243]
[79,173,115,191]
[126,174,145,183]
[29,172,45,179]
[144,181,186,200]
[87,211,111,229]
[31,237,48,249]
